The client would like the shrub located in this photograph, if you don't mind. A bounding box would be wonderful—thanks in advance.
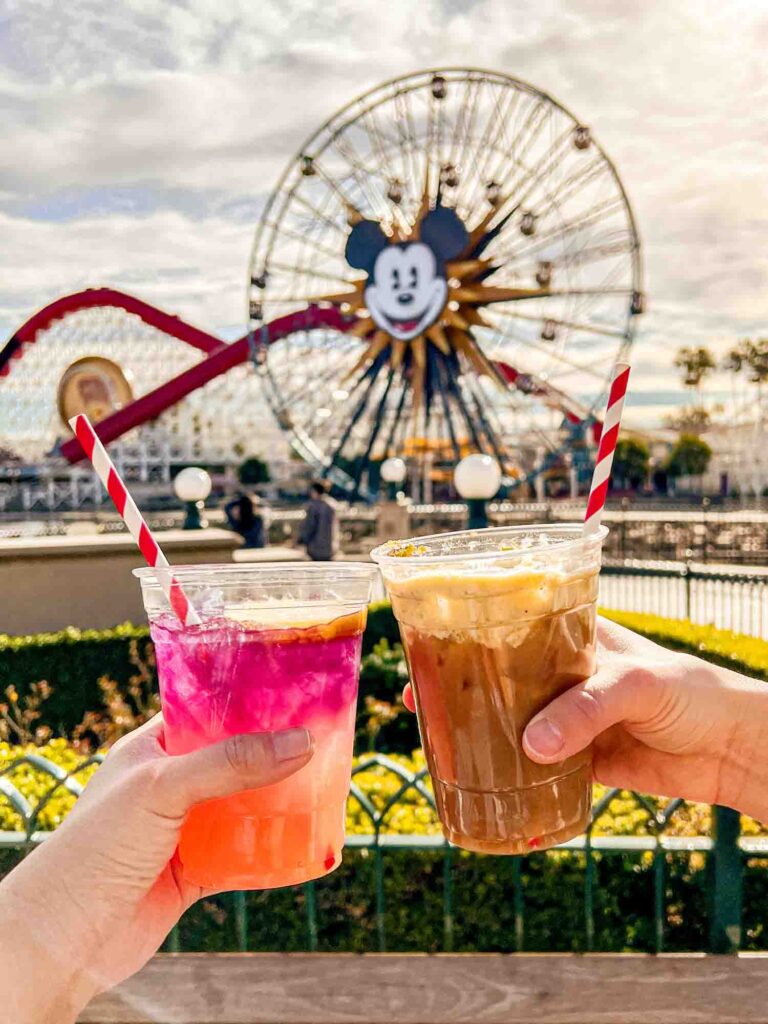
[612,437,649,490]
[362,601,400,654]
[601,610,768,681]
[238,456,271,485]
[1,740,760,954]
[356,639,420,753]
[3,603,768,748]
[6,605,768,954]
[666,433,712,479]
[0,624,152,735]
[0,605,401,736]
[0,738,100,832]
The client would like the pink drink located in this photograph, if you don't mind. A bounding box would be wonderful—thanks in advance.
[135,564,376,891]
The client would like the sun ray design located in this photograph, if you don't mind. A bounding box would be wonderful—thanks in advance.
[453,284,550,304]
[325,197,553,396]
[442,307,470,331]
[446,258,494,280]
[344,329,389,380]
[425,323,451,355]
[390,339,407,369]
[348,316,376,338]
[313,185,554,479]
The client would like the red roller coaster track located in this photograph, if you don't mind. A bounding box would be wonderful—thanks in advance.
[0,288,600,463]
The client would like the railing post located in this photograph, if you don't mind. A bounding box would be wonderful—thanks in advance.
[234,890,248,952]
[442,842,454,952]
[702,497,711,564]
[304,881,319,952]
[709,805,743,954]
[683,550,693,619]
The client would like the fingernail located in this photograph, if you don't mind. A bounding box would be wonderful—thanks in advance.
[525,718,564,758]
[274,728,312,762]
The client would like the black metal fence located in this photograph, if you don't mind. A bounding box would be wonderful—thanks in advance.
[0,751,760,956]
[600,559,768,638]
[5,496,768,566]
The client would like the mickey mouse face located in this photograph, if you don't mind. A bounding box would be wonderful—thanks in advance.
[365,243,447,341]
[345,206,470,343]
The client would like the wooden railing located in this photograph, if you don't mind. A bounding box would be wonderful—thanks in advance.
[81,952,768,1023]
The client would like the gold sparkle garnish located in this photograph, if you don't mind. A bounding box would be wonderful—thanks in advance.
[384,542,429,558]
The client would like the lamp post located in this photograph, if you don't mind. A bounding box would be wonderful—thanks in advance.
[454,454,502,530]
[380,457,407,502]
[376,457,409,544]
[173,467,212,530]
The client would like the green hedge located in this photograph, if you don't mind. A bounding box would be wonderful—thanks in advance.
[4,608,768,954]
[0,603,402,741]
[0,624,153,735]
[165,847,715,954]
[0,741,737,953]
[3,604,768,740]
[362,601,400,653]
[602,610,768,681]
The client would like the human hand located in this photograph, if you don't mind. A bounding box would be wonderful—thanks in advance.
[404,617,768,818]
[0,716,313,1023]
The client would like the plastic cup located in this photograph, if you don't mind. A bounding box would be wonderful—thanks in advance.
[134,562,377,890]
[372,524,607,854]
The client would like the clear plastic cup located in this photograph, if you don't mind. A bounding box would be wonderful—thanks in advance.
[134,562,377,889]
[372,524,607,854]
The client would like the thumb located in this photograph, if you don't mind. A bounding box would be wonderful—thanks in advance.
[523,673,650,764]
[152,729,313,818]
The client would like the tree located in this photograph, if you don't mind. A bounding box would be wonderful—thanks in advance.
[723,338,768,417]
[674,346,716,405]
[238,456,271,485]
[0,445,22,466]
[666,434,712,480]
[611,437,649,490]
[663,406,711,434]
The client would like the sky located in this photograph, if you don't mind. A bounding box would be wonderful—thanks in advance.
[1,0,767,429]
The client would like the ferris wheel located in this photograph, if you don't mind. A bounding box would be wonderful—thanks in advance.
[249,67,644,499]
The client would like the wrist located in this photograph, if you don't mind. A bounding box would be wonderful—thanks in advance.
[710,664,768,821]
[0,864,98,1022]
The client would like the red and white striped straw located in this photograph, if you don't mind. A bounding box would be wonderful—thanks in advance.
[69,414,200,626]
[584,362,631,537]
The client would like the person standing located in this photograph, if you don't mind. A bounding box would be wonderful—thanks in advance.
[224,491,266,549]
[299,480,338,560]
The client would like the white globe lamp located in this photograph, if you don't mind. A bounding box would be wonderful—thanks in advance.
[380,456,407,500]
[173,467,212,529]
[380,457,407,483]
[453,454,501,529]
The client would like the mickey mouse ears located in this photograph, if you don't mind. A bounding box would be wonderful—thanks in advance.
[345,220,388,274]
[345,207,470,275]
[420,207,469,264]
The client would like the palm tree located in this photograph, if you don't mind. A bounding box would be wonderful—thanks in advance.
[674,346,716,407]
[723,338,768,417]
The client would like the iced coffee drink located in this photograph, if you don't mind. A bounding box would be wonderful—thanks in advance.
[372,525,606,854]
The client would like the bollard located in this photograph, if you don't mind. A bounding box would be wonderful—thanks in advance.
[709,805,743,954]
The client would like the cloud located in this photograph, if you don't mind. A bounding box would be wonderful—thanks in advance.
[0,0,766,432]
